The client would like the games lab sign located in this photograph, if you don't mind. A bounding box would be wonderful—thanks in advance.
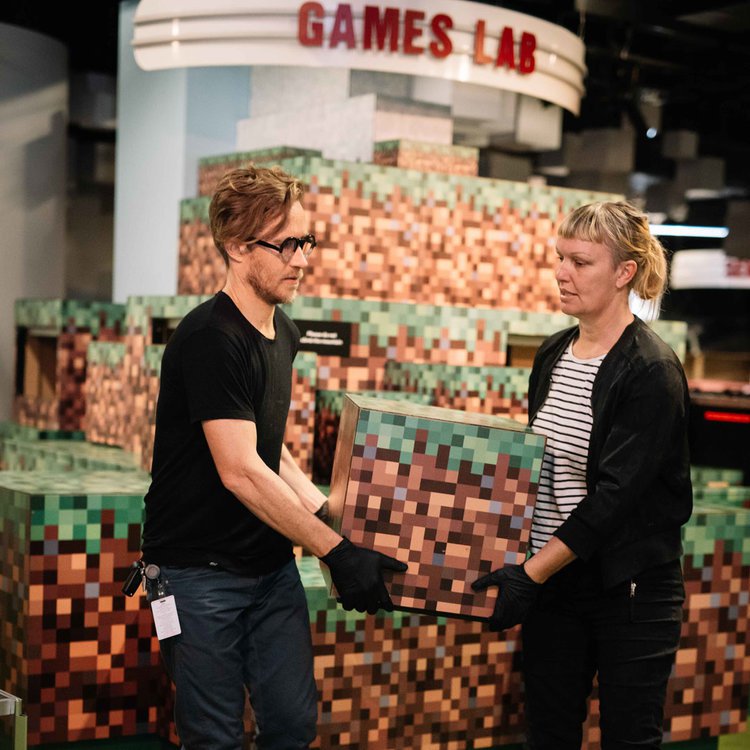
[132,0,585,114]
[299,3,538,74]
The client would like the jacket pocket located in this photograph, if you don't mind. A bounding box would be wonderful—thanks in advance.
[627,560,685,625]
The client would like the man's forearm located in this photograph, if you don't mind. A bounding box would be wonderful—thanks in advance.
[279,444,328,514]
[225,456,340,557]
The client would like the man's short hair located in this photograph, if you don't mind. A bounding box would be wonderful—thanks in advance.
[208,165,305,266]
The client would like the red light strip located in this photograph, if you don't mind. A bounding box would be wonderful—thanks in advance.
[704,411,750,424]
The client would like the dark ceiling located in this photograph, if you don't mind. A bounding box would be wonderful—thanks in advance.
[2,0,750,189]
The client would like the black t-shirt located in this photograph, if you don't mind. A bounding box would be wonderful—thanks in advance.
[141,292,300,575]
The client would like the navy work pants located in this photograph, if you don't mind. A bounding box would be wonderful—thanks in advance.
[149,559,318,750]
[522,558,684,749]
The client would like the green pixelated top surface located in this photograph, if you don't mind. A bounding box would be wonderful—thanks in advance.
[349,395,545,477]
[283,296,511,353]
[693,485,750,509]
[384,362,530,401]
[87,342,127,367]
[0,422,85,442]
[126,295,212,332]
[373,140,478,159]
[691,466,745,486]
[0,469,148,495]
[15,299,125,334]
[199,147,322,168]
[0,438,142,473]
[182,149,620,220]
[0,470,149,552]
[682,505,750,567]
[317,389,433,416]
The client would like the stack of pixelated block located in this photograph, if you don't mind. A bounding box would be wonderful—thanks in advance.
[661,501,750,742]
[4,445,745,747]
[283,298,688,488]
[0,470,158,746]
[576,483,750,748]
[372,140,479,176]
[307,491,750,750]
[327,395,546,619]
[284,296,514,484]
[301,557,527,750]
[13,300,125,433]
[180,147,620,307]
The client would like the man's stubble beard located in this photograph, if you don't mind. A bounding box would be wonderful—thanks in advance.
[245,267,301,306]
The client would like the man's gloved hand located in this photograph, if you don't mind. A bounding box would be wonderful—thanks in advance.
[320,537,408,614]
[471,563,541,632]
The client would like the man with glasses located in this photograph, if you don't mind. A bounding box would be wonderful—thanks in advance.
[141,165,407,750]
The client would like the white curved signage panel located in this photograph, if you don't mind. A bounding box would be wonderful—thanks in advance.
[132,0,586,114]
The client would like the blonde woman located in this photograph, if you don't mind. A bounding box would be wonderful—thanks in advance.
[474,201,692,748]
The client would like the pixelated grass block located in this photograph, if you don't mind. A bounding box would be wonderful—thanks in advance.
[0,470,155,745]
[327,395,545,620]
[674,505,750,742]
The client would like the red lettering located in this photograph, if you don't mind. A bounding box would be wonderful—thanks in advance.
[363,6,400,51]
[403,10,425,55]
[519,31,536,73]
[298,2,324,47]
[473,20,493,65]
[496,26,516,69]
[429,14,453,59]
[329,3,355,49]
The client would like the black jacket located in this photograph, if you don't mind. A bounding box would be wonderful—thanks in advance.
[528,316,693,588]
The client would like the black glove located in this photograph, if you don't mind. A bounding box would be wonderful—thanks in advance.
[471,563,541,631]
[320,537,408,614]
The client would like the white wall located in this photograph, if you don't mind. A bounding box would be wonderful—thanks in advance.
[114,1,188,302]
[0,24,67,421]
[114,1,251,302]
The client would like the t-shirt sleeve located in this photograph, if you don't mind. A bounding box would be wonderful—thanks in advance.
[179,327,256,424]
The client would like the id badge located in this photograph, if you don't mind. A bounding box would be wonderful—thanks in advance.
[151,595,182,640]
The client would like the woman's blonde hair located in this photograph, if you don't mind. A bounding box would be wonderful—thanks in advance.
[209,165,304,266]
[558,201,667,300]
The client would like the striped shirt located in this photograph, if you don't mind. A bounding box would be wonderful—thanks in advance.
[529,342,605,553]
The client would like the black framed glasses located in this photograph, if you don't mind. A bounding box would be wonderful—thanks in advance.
[249,233,317,263]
